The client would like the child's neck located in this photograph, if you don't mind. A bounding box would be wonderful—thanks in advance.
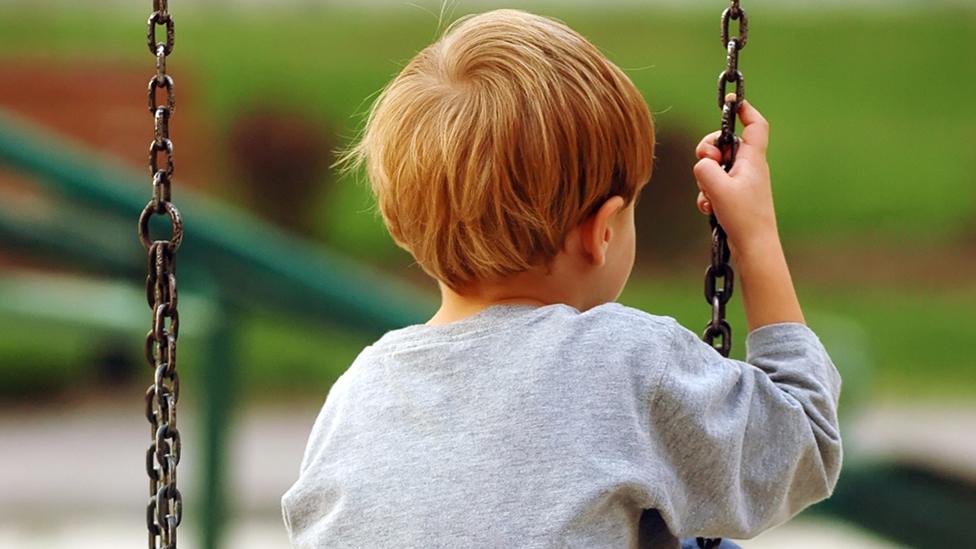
[428,269,587,326]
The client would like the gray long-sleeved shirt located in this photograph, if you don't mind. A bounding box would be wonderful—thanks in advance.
[281,302,843,548]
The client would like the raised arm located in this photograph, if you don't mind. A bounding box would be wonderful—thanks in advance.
[646,319,842,539]
[636,100,844,538]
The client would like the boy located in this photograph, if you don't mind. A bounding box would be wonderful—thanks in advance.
[281,9,842,549]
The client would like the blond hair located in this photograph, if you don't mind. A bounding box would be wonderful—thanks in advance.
[336,8,655,290]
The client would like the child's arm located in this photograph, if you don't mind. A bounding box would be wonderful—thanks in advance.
[637,101,841,538]
[646,318,842,539]
[692,99,804,332]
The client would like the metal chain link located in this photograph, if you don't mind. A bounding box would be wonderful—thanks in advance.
[701,0,747,358]
[139,1,184,547]
[697,3,748,547]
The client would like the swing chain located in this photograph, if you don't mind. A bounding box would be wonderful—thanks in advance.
[703,0,747,358]
[140,0,183,547]
[699,3,748,546]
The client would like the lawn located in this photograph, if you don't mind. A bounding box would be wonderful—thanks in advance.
[0,5,972,254]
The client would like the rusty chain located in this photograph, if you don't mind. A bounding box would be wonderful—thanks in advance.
[697,2,747,547]
[701,0,747,358]
[139,0,183,547]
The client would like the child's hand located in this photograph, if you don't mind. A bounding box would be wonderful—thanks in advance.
[692,100,777,255]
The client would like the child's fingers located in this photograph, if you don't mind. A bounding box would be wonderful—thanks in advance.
[696,131,722,154]
[695,140,722,162]
[693,156,732,198]
[737,99,769,152]
[695,131,723,163]
[696,192,712,215]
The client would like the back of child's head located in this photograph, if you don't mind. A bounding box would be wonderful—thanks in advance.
[338,8,655,290]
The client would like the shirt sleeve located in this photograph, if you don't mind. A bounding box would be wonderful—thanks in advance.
[646,319,843,539]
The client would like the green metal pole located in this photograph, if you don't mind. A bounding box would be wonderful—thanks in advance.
[185,262,237,549]
[197,295,238,549]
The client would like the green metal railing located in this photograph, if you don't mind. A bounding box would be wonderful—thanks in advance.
[0,108,432,548]
[0,109,429,330]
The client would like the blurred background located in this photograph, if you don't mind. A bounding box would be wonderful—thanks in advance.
[0,0,973,547]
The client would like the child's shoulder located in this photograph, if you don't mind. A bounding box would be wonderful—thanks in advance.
[569,302,689,354]
[581,301,680,335]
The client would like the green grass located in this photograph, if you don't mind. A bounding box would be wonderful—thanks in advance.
[0,6,973,264]
[0,318,92,398]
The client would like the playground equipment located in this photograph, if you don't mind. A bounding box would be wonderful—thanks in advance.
[700,0,746,360]
[142,3,184,546]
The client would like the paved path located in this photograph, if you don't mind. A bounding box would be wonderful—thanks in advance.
[5,392,967,548]
[844,401,976,484]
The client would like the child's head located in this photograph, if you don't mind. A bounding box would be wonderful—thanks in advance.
[339,8,655,307]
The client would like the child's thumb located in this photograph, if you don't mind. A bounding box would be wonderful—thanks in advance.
[693,157,730,197]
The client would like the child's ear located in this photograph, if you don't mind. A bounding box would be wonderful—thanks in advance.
[580,196,626,267]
